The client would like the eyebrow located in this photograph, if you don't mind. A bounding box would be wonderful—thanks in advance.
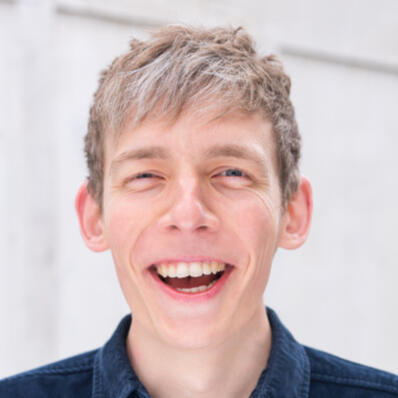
[110,144,268,177]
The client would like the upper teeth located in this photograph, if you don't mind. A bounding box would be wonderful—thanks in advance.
[156,261,226,278]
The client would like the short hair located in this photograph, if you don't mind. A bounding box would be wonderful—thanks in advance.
[85,25,300,211]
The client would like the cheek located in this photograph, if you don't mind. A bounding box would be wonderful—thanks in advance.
[227,190,281,297]
[103,198,143,261]
[227,189,280,251]
[103,199,151,307]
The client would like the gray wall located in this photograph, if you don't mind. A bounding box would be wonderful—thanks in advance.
[1,0,397,378]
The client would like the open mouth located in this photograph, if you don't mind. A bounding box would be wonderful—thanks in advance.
[149,261,232,294]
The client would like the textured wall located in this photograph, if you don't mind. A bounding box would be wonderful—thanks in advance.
[1,0,397,378]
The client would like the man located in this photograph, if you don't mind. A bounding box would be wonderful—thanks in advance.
[1,25,397,398]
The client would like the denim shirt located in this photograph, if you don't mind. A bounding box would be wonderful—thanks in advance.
[1,307,397,397]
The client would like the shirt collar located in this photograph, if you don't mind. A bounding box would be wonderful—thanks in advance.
[93,314,150,398]
[251,307,311,397]
[93,307,310,398]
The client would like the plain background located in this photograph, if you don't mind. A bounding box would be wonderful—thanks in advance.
[0,0,397,378]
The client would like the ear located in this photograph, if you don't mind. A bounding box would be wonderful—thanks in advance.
[75,181,109,252]
[278,176,313,250]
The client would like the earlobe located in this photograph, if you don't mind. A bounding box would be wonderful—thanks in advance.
[75,181,109,252]
[278,176,313,250]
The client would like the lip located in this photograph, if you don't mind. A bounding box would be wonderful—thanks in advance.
[148,264,234,302]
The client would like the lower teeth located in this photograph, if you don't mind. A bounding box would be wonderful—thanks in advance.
[175,280,217,293]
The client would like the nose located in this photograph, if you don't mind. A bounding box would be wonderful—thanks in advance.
[157,175,220,234]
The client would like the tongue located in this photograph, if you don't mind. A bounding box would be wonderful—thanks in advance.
[165,274,219,289]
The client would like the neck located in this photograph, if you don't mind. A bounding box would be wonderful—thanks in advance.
[126,304,271,398]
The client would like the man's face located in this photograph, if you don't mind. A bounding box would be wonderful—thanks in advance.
[100,110,288,348]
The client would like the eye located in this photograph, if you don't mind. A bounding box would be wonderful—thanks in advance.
[218,168,248,178]
[134,172,157,179]
[123,172,162,188]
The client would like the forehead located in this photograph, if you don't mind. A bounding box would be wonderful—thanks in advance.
[105,110,277,173]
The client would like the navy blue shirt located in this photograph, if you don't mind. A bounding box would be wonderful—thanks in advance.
[1,308,397,397]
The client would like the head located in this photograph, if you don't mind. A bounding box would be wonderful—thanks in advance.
[76,25,312,348]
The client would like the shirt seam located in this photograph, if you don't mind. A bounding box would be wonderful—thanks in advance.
[1,365,93,384]
[299,346,311,397]
[92,352,103,398]
[311,373,398,395]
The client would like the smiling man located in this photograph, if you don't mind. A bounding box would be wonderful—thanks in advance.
[1,25,398,398]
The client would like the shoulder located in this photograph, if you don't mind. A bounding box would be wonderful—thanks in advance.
[304,345,398,397]
[0,349,97,398]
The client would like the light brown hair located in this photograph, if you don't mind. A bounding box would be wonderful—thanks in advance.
[85,25,301,211]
